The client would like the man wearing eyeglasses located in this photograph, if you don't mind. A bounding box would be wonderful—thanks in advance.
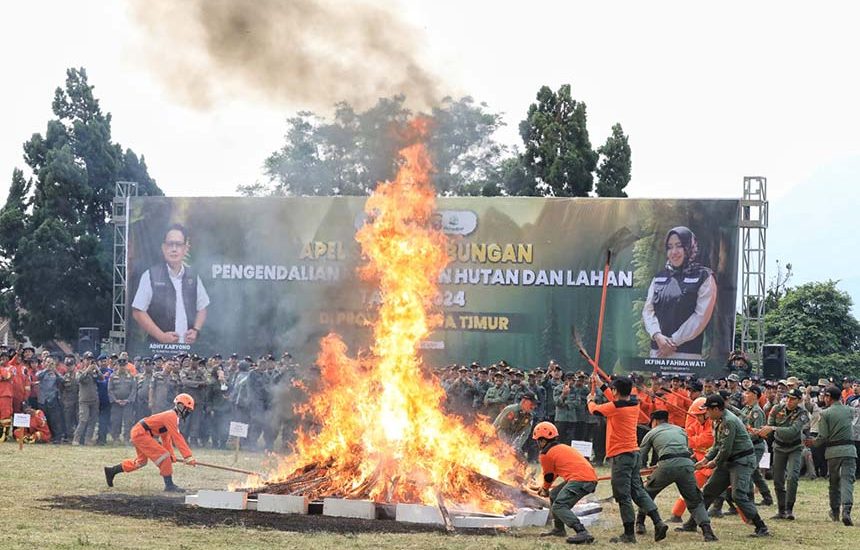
[132,223,210,345]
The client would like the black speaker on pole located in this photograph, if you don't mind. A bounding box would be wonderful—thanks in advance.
[762,344,786,380]
[77,327,100,356]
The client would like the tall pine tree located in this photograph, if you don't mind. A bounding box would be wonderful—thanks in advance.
[595,123,632,197]
[0,68,162,344]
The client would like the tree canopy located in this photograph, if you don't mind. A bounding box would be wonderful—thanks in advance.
[0,68,162,344]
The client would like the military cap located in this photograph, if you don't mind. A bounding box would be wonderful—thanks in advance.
[727,373,740,383]
[786,388,803,399]
[746,385,762,397]
[110,353,119,359]
[520,392,537,402]
[23,345,35,352]
[230,353,239,358]
[704,394,725,408]
[575,371,587,379]
[470,362,481,369]
[563,371,577,379]
[786,376,800,386]
[777,380,787,387]
[153,354,163,361]
[689,381,703,392]
[458,366,468,372]
[213,354,222,359]
[97,354,107,360]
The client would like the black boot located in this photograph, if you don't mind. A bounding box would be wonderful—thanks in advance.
[771,507,786,520]
[749,515,770,537]
[541,519,567,537]
[700,522,718,542]
[784,506,795,520]
[843,505,853,527]
[675,517,698,532]
[708,498,724,518]
[566,524,595,545]
[758,494,774,506]
[829,508,840,522]
[648,509,668,542]
[609,523,636,543]
[635,511,647,534]
[104,464,123,487]
[163,475,185,493]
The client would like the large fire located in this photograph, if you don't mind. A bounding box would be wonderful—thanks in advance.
[245,119,525,512]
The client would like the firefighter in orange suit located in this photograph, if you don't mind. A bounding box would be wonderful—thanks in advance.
[13,401,52,443]
[0,350,14,441]
[103,393,198,492]
[671,397,714,522]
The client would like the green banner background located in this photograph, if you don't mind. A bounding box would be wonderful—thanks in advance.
[126,197,739,377]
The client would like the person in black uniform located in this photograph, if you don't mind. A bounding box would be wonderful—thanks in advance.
[642,226,717,360]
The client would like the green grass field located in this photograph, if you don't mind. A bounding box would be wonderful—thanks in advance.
[0,443,853,549]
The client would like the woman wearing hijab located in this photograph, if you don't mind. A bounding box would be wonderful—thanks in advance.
[642,226,717,360]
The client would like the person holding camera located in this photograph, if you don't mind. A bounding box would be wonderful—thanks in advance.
[73,352,102,445]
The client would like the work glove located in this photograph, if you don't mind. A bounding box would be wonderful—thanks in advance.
[185,457,197,466]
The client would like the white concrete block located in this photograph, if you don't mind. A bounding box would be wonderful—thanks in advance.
[395,503,444,525]
[257,494,309,515]
[512,507,550,527]
[322,498,376,520]
[451,514,515,528]
[184,494,198,506]
[196,490,248,510]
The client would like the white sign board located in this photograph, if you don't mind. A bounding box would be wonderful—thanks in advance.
[571,440,593,458]
[759,451,771,469]
[13,413,31,428]
[229,421,249,438]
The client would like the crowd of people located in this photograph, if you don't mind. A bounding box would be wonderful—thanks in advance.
[437,356,859,542]
[0,344,308,451]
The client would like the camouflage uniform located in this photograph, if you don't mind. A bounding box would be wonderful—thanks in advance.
[108,367,138,443]
[179,365,210,445]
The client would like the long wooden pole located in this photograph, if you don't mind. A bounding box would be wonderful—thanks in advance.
[594,250,612,365]
[193,460,263,478]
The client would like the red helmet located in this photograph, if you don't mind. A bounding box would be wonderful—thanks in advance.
[174,393,195,411]
[532,421,560,440]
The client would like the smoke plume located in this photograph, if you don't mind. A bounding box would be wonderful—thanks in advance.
[130,0,445,110]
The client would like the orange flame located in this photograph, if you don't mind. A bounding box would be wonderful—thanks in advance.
[257,119,523,512]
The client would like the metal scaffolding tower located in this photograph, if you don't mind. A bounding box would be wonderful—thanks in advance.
[739,176,768,367]
[110,181,138,352]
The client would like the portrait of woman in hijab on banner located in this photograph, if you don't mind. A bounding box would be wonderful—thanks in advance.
[642,226,717,360]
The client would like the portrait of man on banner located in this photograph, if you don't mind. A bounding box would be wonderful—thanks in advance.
[642,226,717,360]
[131,223,210,348]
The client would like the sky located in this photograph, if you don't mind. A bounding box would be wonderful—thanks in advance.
[1,1,858,312]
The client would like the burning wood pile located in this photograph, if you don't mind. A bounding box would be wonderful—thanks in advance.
[231,119,541,516]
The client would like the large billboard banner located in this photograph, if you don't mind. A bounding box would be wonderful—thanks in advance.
[126,197,739,377]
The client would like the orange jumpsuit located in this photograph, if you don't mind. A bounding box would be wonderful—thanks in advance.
[540,443,598,488]
[9,358,30,413]
[13,409,52,442]
[0,362,13,424]
[121,409,193,476]
[664,390,692,427]
[671,416,714,517]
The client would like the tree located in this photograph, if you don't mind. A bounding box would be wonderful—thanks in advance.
[259,96,507,197]
[519,84,598,197]
[765,280,860,381]
[0,68,162,344]
[595,123,631,197]
[766,281,859,356]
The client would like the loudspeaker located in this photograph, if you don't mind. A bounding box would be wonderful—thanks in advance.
[77,327,100,356]
[762,344,786,380]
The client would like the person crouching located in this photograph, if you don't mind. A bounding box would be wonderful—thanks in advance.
[533,421,598,544]
[103,393,198,492]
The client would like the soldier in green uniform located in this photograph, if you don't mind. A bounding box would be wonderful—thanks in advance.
[179,357,210,446]
[554,372,579,445]
[60,359,79,440]
[493,393,537,455]
[149,358,179,413]
[756,387,809,519]
[726,374,743,409]
[107,358,138,444]
[638,410,717,541]
[570,373,590,441]
[483,372,510,419]
[697,394,770,537]
[809,385,856,526]
[728,385,774,506]
[134,358,154,423]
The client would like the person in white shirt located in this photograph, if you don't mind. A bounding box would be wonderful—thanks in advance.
[132,224,210,345]
[642,226,717,360]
